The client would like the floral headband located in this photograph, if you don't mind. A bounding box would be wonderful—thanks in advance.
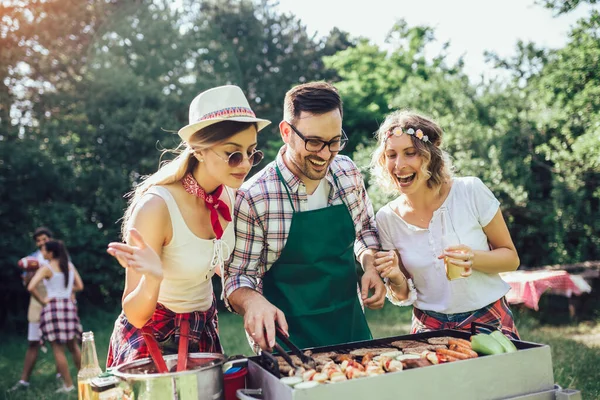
[386,126,429,143]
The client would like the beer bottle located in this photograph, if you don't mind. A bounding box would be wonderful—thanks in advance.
[78,331,103,400]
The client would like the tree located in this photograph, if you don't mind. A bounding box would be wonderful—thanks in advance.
[537,0,598,15]
[332,14,600,268]
[0,0,130,322]
[0,0,354,319]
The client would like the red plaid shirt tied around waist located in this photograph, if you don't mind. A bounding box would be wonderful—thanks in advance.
[107,297,222,368]
[412,297,520,340]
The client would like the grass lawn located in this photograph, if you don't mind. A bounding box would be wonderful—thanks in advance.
[1,303,598,399]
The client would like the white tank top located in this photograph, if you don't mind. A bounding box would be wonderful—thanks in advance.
[44,264,74,299]
[146,185,235,313]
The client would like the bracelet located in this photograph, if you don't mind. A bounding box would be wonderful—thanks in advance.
[389,275,407,288]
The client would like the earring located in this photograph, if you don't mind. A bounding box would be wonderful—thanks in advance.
[192,151,204,162]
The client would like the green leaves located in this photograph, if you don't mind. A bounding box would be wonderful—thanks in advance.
[336,13,599,268]
[1,0,598,315]
[0,0,354,313]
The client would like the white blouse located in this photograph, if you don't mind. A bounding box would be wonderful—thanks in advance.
[376,177,510,314]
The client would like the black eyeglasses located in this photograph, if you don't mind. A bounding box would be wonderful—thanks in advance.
[209,148,264,167]
[286,122,348,153]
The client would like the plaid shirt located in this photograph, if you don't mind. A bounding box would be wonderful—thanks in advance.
[106,299,221,367]
[412,297,520,340]
[224,145,380,309]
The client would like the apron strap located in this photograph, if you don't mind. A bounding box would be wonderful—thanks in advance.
[141,326,169,373]
[275,164,346,211]
[275,165,296,212]
[176,313,191,372]
[141,312,192,373]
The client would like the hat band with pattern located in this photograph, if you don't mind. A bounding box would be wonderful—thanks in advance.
[197,107,256,123]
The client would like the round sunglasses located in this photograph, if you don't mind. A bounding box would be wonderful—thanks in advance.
[209,148,264,167]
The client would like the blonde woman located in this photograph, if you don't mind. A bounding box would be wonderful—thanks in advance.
[371,110,520,339]
[106,86,270,367]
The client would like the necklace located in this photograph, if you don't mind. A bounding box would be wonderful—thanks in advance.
[398,199,430,224]
[181,173,231,239]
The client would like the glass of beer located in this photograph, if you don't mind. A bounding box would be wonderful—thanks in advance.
[441,210,467,280]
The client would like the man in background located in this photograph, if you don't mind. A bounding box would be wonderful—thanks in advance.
[8,227,61,392]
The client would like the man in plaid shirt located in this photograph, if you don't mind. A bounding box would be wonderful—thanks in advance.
[225,82,386,351]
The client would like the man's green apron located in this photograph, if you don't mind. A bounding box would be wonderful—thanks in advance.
[261,166,372,349]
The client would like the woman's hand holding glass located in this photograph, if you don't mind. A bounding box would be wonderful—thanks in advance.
[107,228,164,282]
[438,243,474,278]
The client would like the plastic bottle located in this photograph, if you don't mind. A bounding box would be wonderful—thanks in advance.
[78,331,103,400]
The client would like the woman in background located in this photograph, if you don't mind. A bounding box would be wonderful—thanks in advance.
[28,239,83,393]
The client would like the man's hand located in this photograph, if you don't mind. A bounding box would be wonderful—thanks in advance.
[23,271,35,287]
[230,288,289,351]
[360,268,385,309]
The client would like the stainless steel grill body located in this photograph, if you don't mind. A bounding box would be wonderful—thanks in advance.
[243,329,573,400]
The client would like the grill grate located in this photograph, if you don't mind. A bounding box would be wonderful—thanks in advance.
[254,327,540,379]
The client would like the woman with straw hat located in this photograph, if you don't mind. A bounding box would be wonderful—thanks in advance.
[106,85,270,368]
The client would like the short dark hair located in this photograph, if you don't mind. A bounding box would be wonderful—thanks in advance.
[283,82,343,123]
[33,226,53,240]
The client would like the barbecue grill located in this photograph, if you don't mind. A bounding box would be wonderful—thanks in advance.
[238,327,582,400]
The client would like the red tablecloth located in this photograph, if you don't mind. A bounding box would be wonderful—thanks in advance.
[501,270,587,311]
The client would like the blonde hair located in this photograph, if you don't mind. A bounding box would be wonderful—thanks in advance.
[370,110,453,196]
[121,121,256,240]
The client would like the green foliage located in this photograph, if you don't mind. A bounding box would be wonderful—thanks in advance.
[527,11,600,263]
[0,0,353,320]
[537,0,598,15]
[1,1,598,321]
[331,15,599,268]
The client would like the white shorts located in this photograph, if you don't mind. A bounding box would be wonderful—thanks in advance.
[27,322,42,342]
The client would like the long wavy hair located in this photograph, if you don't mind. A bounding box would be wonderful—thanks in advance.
[370,110,453,196]
[44,240,70,287]
[121,121,257,240]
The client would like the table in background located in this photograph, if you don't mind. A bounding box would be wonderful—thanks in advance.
[501,270,592,312]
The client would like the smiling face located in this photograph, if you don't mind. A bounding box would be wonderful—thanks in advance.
[198,125,259,189]
[35,233,50,250]
[281,109,343,182]
[384,133,427,195]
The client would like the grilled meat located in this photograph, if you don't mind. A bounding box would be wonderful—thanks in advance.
[350,347,398,356]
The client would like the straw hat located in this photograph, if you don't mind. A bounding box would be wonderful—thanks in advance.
[178,85,271,142]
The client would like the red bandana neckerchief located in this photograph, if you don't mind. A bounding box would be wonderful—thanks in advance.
[181,173,231,239]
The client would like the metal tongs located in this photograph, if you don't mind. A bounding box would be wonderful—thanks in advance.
[275,325,316,369]
[272,342,302,376]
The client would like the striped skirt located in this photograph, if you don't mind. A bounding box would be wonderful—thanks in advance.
[412,297,520,340]
[39,298,83,343]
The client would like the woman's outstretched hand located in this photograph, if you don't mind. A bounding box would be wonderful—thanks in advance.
[107,228,163,282]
